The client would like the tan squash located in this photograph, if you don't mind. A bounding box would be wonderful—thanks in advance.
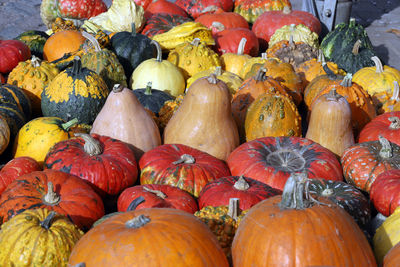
[164,74,239,160]
[220,38,252,77]
[90,84,161,160]
[306,89,355,157]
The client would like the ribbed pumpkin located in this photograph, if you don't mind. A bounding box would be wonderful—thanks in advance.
[0,39,31,74]
[131,40,186,97]
[142,13,191,38]
[43,30,86,62]
[213,28,259,57]
[269,23,319,48]
[358,111,400,146]
[231,174,377,267]
[167,38,221,80]
[220,38,252,77]
[68,208,229,266]
[245,92,301,141]
[370,169,400,217]
[41,56,109,125]
[140,144,231,197]
[0,208,83,267]
[12,117,78,165]
[195,8,249,34]
[7,56,60,115]
[144,0,189,20]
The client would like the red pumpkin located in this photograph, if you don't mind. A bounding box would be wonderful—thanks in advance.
[213,27,259,56]
[370,169,400,217]
[117,184,198,214]
[227,136,343,191]
[358,111,400,146]
[58,0,107,20]
[198,175,281,210]
[175,0,234,19]
[252,6,321,49]
[141,13,192,38]
[144,0,189,20]
[44,133,138,197]
[0,40,31,74]
[0,157,41,195]
[0,169,104,230]
[134,0,153,9]
[195,8,249,35]
[139,144,231,197]
[341,136,400,193]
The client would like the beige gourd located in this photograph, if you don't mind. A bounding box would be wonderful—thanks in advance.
[163,74,239,161]
[306,88,354,157]
[90,84,161,160]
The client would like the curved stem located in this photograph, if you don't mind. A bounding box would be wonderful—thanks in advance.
[172,154,195,164]
[228,198,240,221]
[143,186,167,199]
[388,117,400,129]
[74,133,103,156]
[391,81,399,101]
[322,63,338,80]
[288,35,295,47]
[237,38,247,55]
[151,40,162,62]
[214,66,222,76]
[131,23,137,35]
[206,73,218,84]
[31,55,41,67]
[43,182,61,205]
[40,211,57,230]
[352,40,362,56]
[191,38,201,46]
[211,21,225,32]
[81,31,101,52]
[371,56,384,74]
[112,84,124,93]
[127,196,145,211]
[279,173,311,210]
[321,188,334,197]
[255,68,267,81]
[379,136,393,158]
[61,118,79,131]
[125,214,151,228]
[72,56,82,75]
[326,88,341,101]
[261,53,267,60]
[317,49,325,63]
[144,82,152,95]
[349,17,356,27]
[340,73,353,87]
[233,176,250,190]
[282,5,291,14]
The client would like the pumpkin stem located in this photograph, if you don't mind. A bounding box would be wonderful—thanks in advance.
[340,73,353,87]
[326,88,341,101]
[391,81,399,101]
[214,66,222,76]
[43,182,61,205]
[322,62,337,80]
[228,198,240,221]
[378,135,393,158]
[131,23,137,34]
[191,38,201,46]
[172,154,196,164]
[151,40,162,62]
[145,82,153,95]
[40,211,57,230]
[349,17,356,27]
[82,31,101,52]
[31,55,41,67]
[206,73,218,84]
[352,40,362,56]
[61,118,79,132]
[237,38,247,55]
[125,214,151,228]
[371,56,383,74]
[282,5,291,14]
[317,49,325,63]
[233,175,250,191]
[321,188,334,197]
[278,172,312,210]
[288,35,295,47]
[255,68,267,81]
[112,84,124,93]
[211,21,225,32]
[127,196,145,211]
[388,116,400,129]
[143,186,167,199]
[74,133,103,156]
[72,56,82,75]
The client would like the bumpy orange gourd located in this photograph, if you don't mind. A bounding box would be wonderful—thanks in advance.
[220,38,252,77]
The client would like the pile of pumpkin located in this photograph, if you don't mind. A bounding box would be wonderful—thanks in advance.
[1,0,400,265]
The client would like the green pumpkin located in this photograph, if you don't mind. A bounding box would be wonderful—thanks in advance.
[14,30,49,59]
[321,18,374,62]
[41,57,109,124]
[110,23,156,76]
[133,82,175,115]
[333,39,375,74]
[80,32,127,89]
[0,83,32,121]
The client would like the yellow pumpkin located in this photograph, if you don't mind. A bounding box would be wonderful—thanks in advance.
[7,56,60,116]
[269,24,319,49]
[220,37,252,77]
[167,38,221,80]
[0,208,83,267]
[12,117,78,165]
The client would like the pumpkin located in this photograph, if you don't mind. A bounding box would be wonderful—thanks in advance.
[167,38,221,80]
[213,28,259,57]
[164,74,239,161]
[110,23,156,77]
[0,156,41,195]
[309,73,376,136]
[195,8,249,35]
[252,6,321,49]
[90,84,161,159]
[68,208,229,266]
[220,37,252,77]
[306,88,355,157]
[80,31,128,89]
[175,0,233,19]
[198,175,281,210]
[0,40,31,74]
[142,13,192,38]
[269,23,319,49]
[0,101,27,138]
[308,178,371,228]
[353,56,400,110]
[151,21,215,51]
[384,241,400,267]
[341,136,400,192]
[44,133,138,197]
[131,40,186,97]
[358,111,400,146]
[139,143,231,197]
[0,208,83,267]
[144,0,189,20]
[132,82,175,115]
[244,92,301,141]
[238,52,270,79]
[0,169,104,230]
[41,56,109,125]
[370,169,400,217]
[14,30,49,58]
[234,0,291,24]
[0,115,10,155]
[0,83,32,121]
[7,56,60,115]
[12,117,78,165]
[43,30,86,62]
[227,136,343,191]
[231,173,377,267]
[117,184,198,214]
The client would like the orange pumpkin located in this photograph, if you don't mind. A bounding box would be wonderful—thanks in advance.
[384,241,400,267]
[43,30,86,62]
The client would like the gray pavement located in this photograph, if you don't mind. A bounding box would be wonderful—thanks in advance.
[0,0,399,69]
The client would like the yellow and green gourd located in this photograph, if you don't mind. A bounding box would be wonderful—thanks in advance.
[269,24,319,49]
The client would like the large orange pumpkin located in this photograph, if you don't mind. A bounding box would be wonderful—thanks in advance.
[43,30,86,62]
